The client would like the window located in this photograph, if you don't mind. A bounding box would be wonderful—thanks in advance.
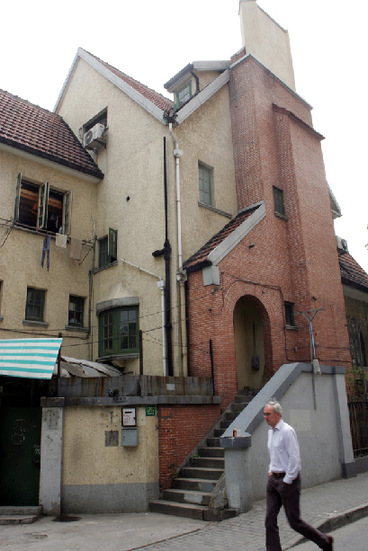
[68,296,85,327]
[285,302,295,327]
[84,109,107,133]
[175,81,192,109]
[98,228,117,268]
[99,306,139,357]
[14,173,72,233]
[25,288,45,322]
[273,186,286,217]
[199,163,214,206]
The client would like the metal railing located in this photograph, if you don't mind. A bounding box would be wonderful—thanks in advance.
[348,400,368,457]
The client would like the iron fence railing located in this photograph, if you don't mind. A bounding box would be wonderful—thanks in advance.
[348,400,368,457]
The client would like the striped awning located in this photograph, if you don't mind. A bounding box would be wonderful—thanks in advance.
[0,338,62,379]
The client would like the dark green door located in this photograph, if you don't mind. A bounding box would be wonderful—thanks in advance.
[0,407,41,505]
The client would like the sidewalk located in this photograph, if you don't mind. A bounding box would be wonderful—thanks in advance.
[1,472,368,551]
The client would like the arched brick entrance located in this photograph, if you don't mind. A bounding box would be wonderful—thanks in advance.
[233,295,271,391]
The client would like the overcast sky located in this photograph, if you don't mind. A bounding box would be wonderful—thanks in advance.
[1,0,367,271]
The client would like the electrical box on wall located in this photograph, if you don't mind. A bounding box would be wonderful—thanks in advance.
[122,428,138,447]
[121,407,138,446]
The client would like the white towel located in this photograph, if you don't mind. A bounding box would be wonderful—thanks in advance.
[55,233,68,248]
[69,237,83,260]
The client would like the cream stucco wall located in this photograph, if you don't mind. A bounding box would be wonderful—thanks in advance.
[239,0,295,90]
[56,56,239,376]
[62,406,158,485]
[0,147,98,359]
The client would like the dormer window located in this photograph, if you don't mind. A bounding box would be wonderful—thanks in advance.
[175,81,192,109]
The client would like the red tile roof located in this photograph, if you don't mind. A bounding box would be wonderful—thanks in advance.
[84,50,173,113]
[339,252,368,293]
[0,89,103,179]
[184,206,258,272]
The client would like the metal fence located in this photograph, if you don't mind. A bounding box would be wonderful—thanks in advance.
[348,400,368,457]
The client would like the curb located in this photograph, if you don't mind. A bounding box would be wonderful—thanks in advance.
[286,503,368,549]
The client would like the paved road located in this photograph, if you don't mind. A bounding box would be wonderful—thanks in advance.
[1,472,368,551]
[290,516,368,550]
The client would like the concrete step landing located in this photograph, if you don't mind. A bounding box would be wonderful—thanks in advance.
[0,506,42,525]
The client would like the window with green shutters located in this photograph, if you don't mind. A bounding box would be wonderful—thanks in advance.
[99,306,139,357]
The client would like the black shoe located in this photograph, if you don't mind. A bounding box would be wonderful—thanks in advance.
[325,535,333,550]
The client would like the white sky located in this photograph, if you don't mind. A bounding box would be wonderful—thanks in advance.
[1,0,367,271]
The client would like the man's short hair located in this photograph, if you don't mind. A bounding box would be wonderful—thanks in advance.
[265,398,283,416]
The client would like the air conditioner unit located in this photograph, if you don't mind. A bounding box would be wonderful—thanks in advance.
[83,123,106,148]
[336,236,348,252]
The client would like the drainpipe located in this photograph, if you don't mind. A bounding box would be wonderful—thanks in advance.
[168,124,187,376]
[157,279,167,376]
[169,123,183,269]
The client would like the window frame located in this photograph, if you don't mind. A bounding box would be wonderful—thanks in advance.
[284,301,295,327]
[68,295,85,328]
[98,305,139,358]
[175,81,192,109]
[273,186,286,218]
[14,173,72,234]
[198,162,214,206]
[98,228,118,268]
[25,287,46,323]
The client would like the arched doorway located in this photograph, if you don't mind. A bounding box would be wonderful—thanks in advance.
[233,296,267,391]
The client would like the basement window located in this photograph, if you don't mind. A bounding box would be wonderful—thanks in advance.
[14,173,72,234]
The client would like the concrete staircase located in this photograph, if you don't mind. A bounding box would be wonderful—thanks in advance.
[0,506,42,525]
[149,390,256,520]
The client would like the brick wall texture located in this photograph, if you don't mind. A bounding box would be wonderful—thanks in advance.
[187,53,351,406]
[158,53,351,490]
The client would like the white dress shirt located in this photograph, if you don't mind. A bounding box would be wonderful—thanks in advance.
[268,418,301,484]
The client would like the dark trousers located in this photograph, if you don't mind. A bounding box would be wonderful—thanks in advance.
[265,474,329,550]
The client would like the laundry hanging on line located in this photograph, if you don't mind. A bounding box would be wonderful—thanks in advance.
[69,237,82,260]
[41,233,51,270]
[55,232,68,248]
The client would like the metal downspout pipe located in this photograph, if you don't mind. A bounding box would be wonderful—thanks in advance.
[169,123,187,376]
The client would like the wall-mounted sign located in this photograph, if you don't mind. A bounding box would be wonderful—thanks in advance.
[145,406,156,417]
[122,408,136,427]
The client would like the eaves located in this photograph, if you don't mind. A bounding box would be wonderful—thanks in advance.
[0,141,103,183]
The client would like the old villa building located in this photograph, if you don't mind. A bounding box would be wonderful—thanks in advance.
[0,1,366,519]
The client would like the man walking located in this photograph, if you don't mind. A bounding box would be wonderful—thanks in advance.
[264,399,333,550]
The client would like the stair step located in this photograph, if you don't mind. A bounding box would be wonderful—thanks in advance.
[207,437,221,447]
[0,506,42,526]
[220,420,231,429]
[198,446,224,458]
[213,428,225,437]
[149,500,209,520]
[190,457,224,469]
[149,500,238,521]
[181,466,223,480]
[163,488,212,506]
[173,477,219,492]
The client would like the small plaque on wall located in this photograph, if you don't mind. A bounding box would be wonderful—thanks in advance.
[145,406,156,417]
